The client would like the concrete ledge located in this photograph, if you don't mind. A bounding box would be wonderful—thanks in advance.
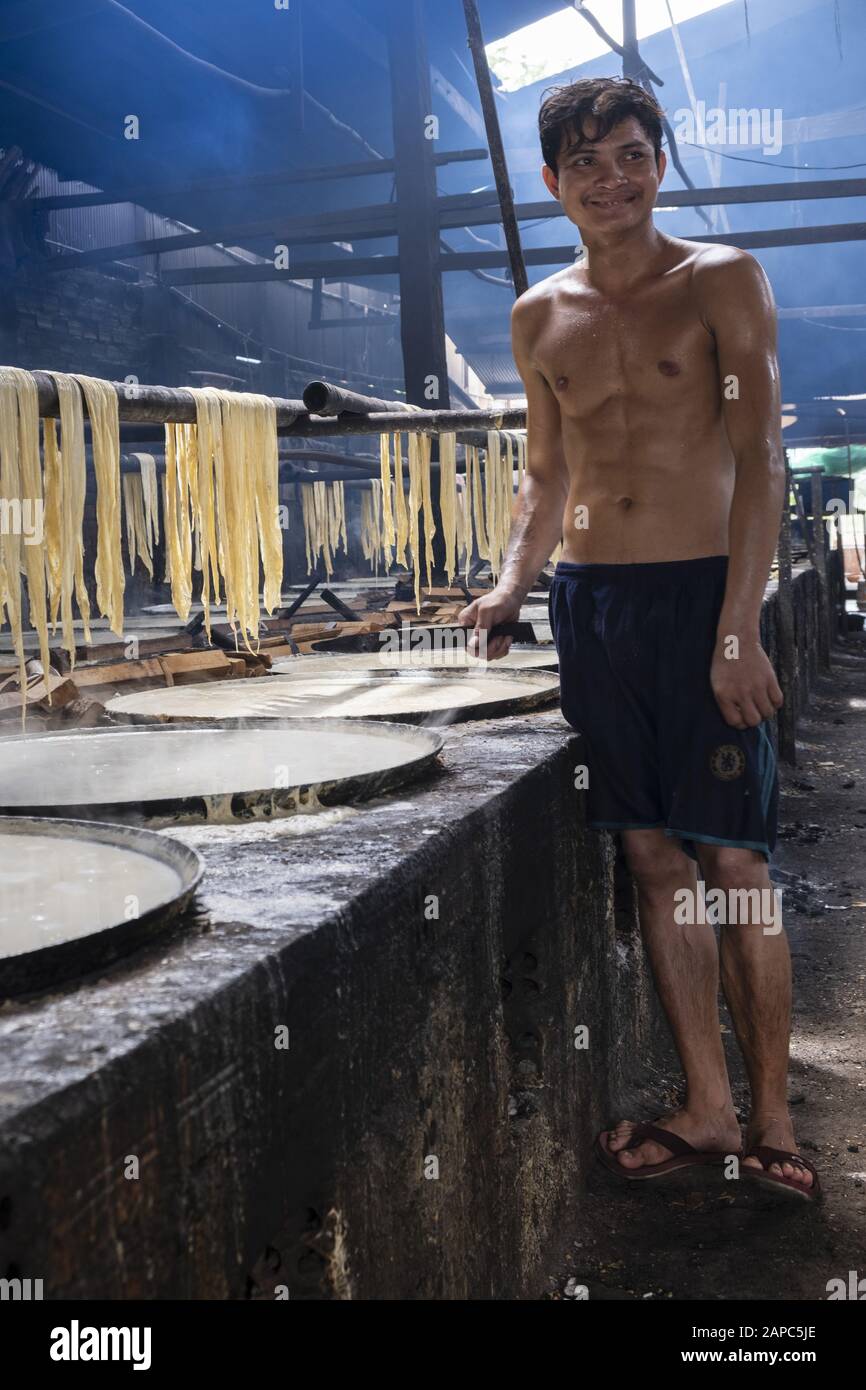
[0,564,823,1300]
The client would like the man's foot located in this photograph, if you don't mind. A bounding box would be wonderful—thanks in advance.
[742,1114,816,1194]
[604,1108,741,1171]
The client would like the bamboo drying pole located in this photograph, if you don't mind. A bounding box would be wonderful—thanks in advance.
[28,371,526,443]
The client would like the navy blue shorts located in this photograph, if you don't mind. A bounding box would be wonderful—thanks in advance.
[548,555,778,859]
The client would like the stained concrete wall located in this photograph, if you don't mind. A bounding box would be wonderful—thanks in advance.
[0,565,824,1300]
[761,561,826,721]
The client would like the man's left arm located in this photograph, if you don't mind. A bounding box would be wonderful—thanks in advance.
[696,249,786,729]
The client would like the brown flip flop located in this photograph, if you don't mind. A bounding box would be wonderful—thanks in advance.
[741,1146,822,1203]
[595,1122,737,1181]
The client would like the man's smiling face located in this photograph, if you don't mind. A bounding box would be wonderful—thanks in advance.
[542,115,666,237]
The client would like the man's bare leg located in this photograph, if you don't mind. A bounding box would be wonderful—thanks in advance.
[606,828,741,1169]
[696,845,813,1191]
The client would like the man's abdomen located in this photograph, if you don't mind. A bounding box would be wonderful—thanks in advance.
[559,440,735,565]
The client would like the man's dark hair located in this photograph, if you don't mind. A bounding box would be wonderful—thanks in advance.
[539,77,664,173]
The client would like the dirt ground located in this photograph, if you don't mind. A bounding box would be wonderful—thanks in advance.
[550,631,866,1302]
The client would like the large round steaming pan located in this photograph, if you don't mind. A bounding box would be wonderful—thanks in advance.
[0,816,202,997]
[270,647,558,676]
[0,720,443,825]
[105,668,561,726]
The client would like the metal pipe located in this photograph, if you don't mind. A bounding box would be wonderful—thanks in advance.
[303,380,412,416]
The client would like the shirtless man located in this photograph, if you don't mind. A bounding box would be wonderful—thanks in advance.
[459,77,818,1199]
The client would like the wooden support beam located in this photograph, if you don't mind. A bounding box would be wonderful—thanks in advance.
[621,0,639,80]
[386,0,450,410]
[384,1,451,579]
[462,0,528,298]
[288,0,305,134]
[776,457,798,764]
[809,468,832,671]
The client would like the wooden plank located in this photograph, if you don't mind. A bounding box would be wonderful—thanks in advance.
[50,632,195,671]
[70,650,236,689]
[776,459,798,764]
[0,674,78,720]
[809,469,832,670]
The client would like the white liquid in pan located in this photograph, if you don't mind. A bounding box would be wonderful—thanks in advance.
[0,725,437,807]
[0,833,182,956]
[107,671,559,722]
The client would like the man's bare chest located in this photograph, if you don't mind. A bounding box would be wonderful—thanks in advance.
[530,284,717,416]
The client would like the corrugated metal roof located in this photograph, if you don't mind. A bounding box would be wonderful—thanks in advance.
[464,353,523,396]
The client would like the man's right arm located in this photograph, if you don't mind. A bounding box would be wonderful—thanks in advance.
[459,294,568,657]
[497,301,569,601]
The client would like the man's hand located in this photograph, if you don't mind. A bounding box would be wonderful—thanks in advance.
[457,585,524,661]
[711,636,783,729]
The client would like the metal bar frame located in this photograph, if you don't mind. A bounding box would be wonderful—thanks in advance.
[155,221,866,286]
[43,178,866,275]
[30,150,489,213]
